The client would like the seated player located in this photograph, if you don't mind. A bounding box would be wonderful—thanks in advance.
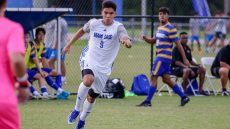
[171,32,208,96]
[211,41,230,96]
[29,28,70,99]
[24,32,49,99]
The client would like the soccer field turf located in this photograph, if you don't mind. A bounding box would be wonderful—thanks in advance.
[20,95,230,129]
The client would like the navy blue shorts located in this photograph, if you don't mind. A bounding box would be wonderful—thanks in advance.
[151,58,171,76]
[27,68,52,83]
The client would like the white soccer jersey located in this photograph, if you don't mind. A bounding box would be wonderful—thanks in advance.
[81,19,128,74]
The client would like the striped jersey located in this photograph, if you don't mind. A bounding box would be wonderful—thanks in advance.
[25,41,36,67]
[26,40,47,69]
[155,22,179,63]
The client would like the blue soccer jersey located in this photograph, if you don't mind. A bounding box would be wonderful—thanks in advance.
[155,22,179,63]
[152,23,179,76]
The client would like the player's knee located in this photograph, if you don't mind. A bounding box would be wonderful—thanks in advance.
[183,68,191,76]
[162,77,168,84]
[83,75,94,87]
[219,68,229,78]
[199,67,206,75]
[87,89,99,103]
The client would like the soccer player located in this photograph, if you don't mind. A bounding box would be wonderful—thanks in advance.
[171,32,207,96]
[62,1,132,128]
[29,28,70,99]
[189,12,201,52]
[208,11,227,53]
[48,17,68,84]
[137,7,190,107]
[0,0,30,128]
[24,32,49,98]
[211,41,230,96]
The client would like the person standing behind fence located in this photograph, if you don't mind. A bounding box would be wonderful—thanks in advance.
[47,17,69,84]
[208,10,227,53]
[204,18,215,53]
[0,0,30,128]
[189,12,201,52]
[62,1,132,129]
[137,7,190,107]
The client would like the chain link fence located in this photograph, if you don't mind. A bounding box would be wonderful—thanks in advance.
[9,0,230,94]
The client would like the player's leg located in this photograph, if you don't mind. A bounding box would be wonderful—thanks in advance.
[196,66,206,94]
[196,38,201,52]
[68,69,94,124]
[137,59,163,107]
[77,89,99,129]
[0,103,20,129]
[27,69,41,97]
[162,74,190,106]
[33,73,49,98]
[40,68,69,99]
[181,68,192,92]
[76,70,107,129]
[209,32,218,48]
[219,67,229,96]
[61,49,67,84]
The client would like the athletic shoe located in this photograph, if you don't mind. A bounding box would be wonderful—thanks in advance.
[198,91,210,96]
[57,90,70,100]
[68,109,80,124]
[222,91,229,96]
[76,120,85,129]
[136,101,152,107]
[181,96,190,106]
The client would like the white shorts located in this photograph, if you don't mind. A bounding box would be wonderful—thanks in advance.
[80,59,109,94]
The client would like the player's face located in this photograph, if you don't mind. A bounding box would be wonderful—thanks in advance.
[36,31,45,42]
[101,8,116,25]
[159,12,169,24]
[180,34,188,45]
[24,33,30,43]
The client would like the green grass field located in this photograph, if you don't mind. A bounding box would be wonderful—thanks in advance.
[23,37,230,129]
[62,39,220,93]
[20,95,230,129]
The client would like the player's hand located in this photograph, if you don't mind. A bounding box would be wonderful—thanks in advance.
[183,59,190,67]
[39,71,48,78]
[62,45,70,55]
[17,87,30,104]
[121,40,132,48]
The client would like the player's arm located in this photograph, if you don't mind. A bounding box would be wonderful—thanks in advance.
[175,41,190,66]
[172,47,188,68]
[142,36,156,44]
[62,18,95,55]
[118,25,132,48]
[8,25,30,103]
[62,28,85,55]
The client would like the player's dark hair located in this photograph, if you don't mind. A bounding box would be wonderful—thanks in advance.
[179,32,188,36]
[24,31,30,35]
[159,7,170,14]
[35,28,46,35]
[102,0,116,11]
[0,0,6,7]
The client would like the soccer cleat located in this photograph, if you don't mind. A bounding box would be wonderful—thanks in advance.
[198,91,210,96]
[68,109,80,124]
[76,120,85,129]
[57,90,70,100]
[136,101,152,107]
[180,96,190,106]
[222,91,229,96]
